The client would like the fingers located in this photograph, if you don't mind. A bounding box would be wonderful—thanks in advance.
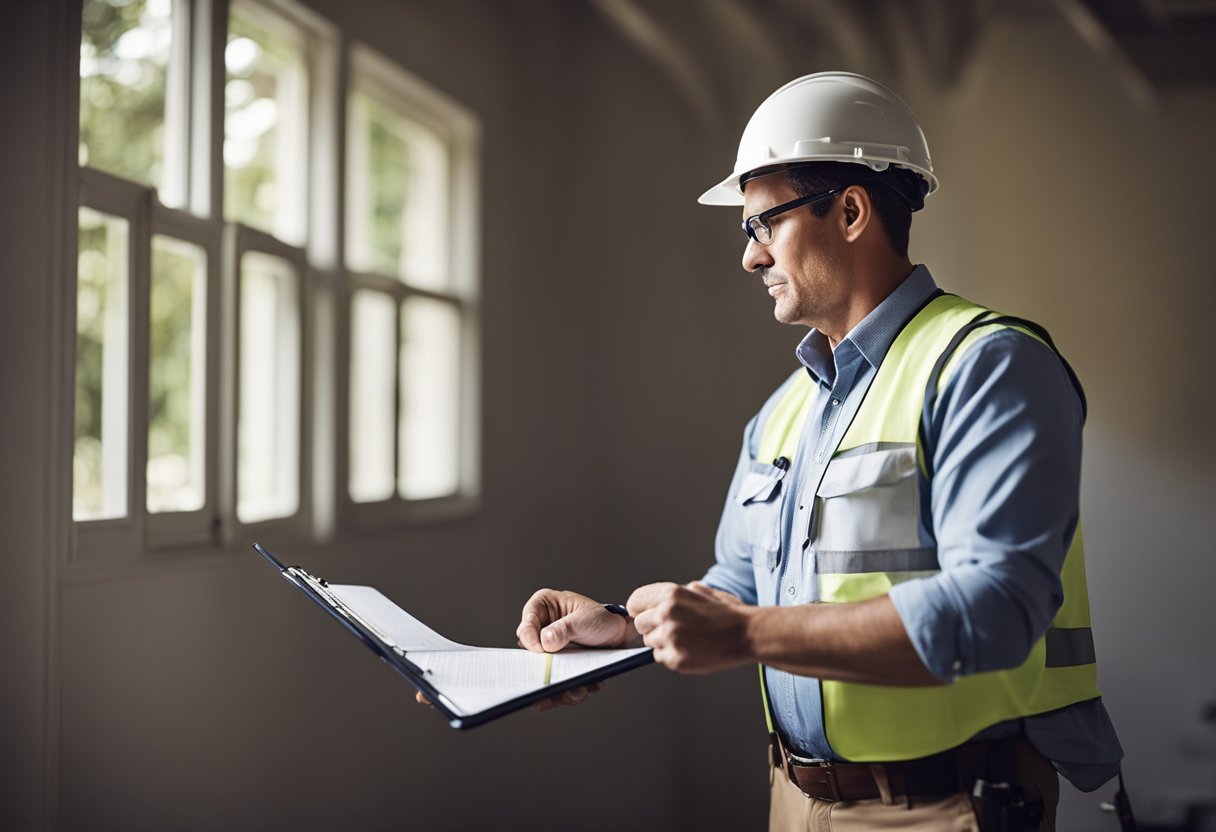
[630,582,741,639]
[628,582,751,674]
[516,588,559,653]
[531,682,605,712]
[686,581,743,605]
[560,687,590,706]
[540,605,622,651]
[518,589,622,652]
[415,691,432,707]
[626,581,680,618]
[632,605,659,638]
[516,614,544,653]
[628,582,688,639]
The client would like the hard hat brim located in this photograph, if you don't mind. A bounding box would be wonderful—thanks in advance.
[697,176,744,206]
[697,157,939,207]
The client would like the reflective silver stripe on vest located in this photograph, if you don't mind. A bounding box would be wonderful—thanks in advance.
[833,441,917,460]
[816,547,940,574]
[1044,627,1096,667]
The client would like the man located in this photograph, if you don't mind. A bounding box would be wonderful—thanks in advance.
[516,73,1125,830]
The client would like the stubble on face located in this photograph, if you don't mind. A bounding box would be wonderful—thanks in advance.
[742,176,848,331]
[766,219,845,329]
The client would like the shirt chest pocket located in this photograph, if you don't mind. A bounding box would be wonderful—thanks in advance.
[736,462,786,570]
[815,446,920,553]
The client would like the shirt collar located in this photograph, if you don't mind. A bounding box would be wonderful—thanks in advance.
[795,265,940,387]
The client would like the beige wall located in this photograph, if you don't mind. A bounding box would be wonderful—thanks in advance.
[3,2,1213,830]
[906,18,1216,828]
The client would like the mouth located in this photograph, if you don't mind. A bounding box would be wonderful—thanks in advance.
[765,282,786,297]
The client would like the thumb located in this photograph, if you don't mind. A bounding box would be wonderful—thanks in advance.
[540,606,620,652]
[540,616,575,652]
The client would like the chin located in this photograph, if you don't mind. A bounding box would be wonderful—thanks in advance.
[772,304,801,326]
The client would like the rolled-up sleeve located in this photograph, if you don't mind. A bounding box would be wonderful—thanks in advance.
[888,329,1083,681]
[701,418,761,606]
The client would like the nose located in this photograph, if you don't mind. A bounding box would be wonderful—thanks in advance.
[742,237,773,273]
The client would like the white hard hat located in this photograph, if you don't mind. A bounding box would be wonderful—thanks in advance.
[698,72,938,206]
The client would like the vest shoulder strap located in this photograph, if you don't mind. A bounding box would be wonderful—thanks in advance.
[917,311,1087,479]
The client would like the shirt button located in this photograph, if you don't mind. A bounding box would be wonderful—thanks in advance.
[831,398,839,406]
[787,584,796,596]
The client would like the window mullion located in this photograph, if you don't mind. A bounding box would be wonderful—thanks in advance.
[161,0,193,208]
[191,0,226,219]
[129,192,153,548]
[459,304,481,499]
[305,25,342,541]
[295,262,313,534]
[392,288,404,501]
[218,222,239,546]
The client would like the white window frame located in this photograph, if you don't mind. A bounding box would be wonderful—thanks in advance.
[73,167,151,563]
[220,222,312,545]
[65,0,480,566]
[338,45,481,531]
[145,206,222,548]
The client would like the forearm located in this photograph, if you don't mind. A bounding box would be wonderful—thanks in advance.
[744,596,943,686]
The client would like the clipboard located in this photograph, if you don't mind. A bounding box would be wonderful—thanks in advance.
[255,543,654,729]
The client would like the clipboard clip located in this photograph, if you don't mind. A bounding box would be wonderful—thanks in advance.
[285,565,410,659]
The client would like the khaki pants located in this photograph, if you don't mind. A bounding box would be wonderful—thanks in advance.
[769,744,1060,832]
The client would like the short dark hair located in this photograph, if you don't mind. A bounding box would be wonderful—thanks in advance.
[781,162,924,258]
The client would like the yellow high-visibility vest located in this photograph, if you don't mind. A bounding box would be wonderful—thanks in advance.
[759,293,1100,762]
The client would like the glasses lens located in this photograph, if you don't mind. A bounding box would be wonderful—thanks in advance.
[747,217,771,244]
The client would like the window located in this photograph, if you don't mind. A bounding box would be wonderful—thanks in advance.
[79,0,184,201]
[74,206,131,522]
[347,289,396,503]
[224,3,308,244]
[342,46,480,525]
[71,0,480,561]
[233,241,304,525]
[147,234,207,514]
[221,1,312,542]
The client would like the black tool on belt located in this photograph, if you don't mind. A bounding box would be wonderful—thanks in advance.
[970,741,1042,832]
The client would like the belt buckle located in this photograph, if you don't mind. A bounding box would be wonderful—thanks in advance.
[787,754,842,802]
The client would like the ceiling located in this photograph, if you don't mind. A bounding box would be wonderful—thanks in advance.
[586,0,1216,125]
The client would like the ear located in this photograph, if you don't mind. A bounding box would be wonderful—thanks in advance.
[840,185,872,243]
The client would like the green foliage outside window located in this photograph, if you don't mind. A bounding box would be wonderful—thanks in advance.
[79,0,170,188]
[364,95,410,276]
[225,7,304,238]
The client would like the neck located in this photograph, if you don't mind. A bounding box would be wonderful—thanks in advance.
[824,257,915,350]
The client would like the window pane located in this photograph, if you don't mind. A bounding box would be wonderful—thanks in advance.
[348,290,397,503]
[399,297,461,499]
[79,0,174,189]
[225,6,308,244]
[148,236,206,513]
[347,91,450,289]
[237,252,300,523]
[74,207,130,521]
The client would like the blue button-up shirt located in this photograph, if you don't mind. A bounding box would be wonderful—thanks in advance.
[702,266,1122,791]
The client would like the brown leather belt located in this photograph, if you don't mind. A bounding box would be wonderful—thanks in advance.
[776,734,1027,803]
